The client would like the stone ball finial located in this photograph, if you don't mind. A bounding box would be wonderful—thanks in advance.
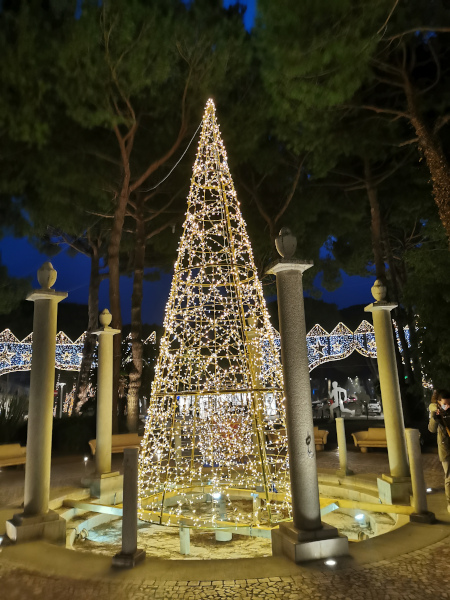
[37,262,57,290]
[275,228,297,259]
[99,308,113,328]
[371,279,387,302]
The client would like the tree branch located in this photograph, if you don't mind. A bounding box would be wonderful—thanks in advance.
[87,211,114,219]
[144,195,177,223]
[357,105,411,120]
[386,27,450,41]
[397,137,419,147]
[46,226,92,258]
[274,156,306,224]
[146,220,173,241]
[240,178,272,230]
[377,0,400,35]
[130,67,192,193]
[420,41,441,95]
[434,114,450,133]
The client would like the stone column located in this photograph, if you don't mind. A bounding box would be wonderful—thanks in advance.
[94,309,120,476]
[336,418,353,477]
[405,429,435,523]
[267,229,348,563]
[6,263,67,544]
[83,309,123,501]
[112,447,146,567]
[179,524,190,555]
[365,280,411,503]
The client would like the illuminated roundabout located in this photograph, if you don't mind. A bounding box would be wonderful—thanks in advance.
[62,444,416,561]
[2,101,449,598]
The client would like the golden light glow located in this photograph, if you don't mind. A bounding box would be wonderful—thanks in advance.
[138,99,291,529]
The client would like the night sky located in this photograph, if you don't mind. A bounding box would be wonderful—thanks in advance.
[0,234,375,326]
[0,0,375,327]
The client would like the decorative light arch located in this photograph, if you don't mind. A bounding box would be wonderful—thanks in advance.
[0,322,412,380]
[306,320,378,371]
[0,329,157,377]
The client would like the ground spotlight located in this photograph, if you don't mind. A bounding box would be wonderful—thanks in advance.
[325,559,336,566]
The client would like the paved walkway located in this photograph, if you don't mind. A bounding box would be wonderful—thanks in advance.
[1,449,450,599]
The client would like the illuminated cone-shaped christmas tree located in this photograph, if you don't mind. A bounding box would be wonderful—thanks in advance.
[138,100,290,529]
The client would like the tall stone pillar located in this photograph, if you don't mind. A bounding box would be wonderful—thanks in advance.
[83,309,123,501]
[267,229,348,563]
[112,447,145,568]
[405,429,435,523]
[365,280,411,503]
[6,263,67,543]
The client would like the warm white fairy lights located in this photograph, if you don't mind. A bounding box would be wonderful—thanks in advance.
[63,382,97,416]
[138,99,291,530]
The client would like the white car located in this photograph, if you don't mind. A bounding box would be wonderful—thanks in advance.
[367,400,382,415]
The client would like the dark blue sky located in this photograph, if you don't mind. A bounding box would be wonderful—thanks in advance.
[224,0,256,30]
[0,234,375,326]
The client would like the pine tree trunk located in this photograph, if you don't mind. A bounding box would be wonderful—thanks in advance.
[364,161,386,282]
[76,246,101,405]
[108,183,129,433]
[404,77,450,240]
[382,227,414,383]
[127,201,146,433]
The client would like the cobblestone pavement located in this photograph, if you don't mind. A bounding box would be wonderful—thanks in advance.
[1,449,448,599]
[1,537,450,600]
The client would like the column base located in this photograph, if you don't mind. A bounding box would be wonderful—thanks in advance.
[179,525,190,555]
[272,521,349,563]
[336,468,354,477]
[377,475,411,504]
[410,511,435,524]
[215,531,232,542]
[112,548,146,568]
[82,472,123,503]
[6,510,66,544]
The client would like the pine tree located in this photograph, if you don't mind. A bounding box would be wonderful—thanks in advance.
[138,100,290,528]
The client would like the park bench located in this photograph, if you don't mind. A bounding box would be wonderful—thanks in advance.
[88,433,143,456]
[314,427,329,451]
[0,443,26,467]
[351,428,387,452]
[267,426,329,452]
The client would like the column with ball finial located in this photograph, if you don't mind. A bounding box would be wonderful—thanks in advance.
[6,263,67,543]
[365,281,411,503]
[83,309,123,501]
[93,309,120,477]
[266,229,348,563]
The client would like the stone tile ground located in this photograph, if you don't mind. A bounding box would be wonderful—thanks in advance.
[2,537,450,600]
[1,448,448,599]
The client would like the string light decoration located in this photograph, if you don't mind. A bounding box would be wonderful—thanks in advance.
[143,331,156,345]
[63,382,97,416]
[0,329,156,377]
[306,321,377,370]
[138,99,290,531]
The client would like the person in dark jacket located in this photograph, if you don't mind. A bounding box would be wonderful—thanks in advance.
[428,389,450,512]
